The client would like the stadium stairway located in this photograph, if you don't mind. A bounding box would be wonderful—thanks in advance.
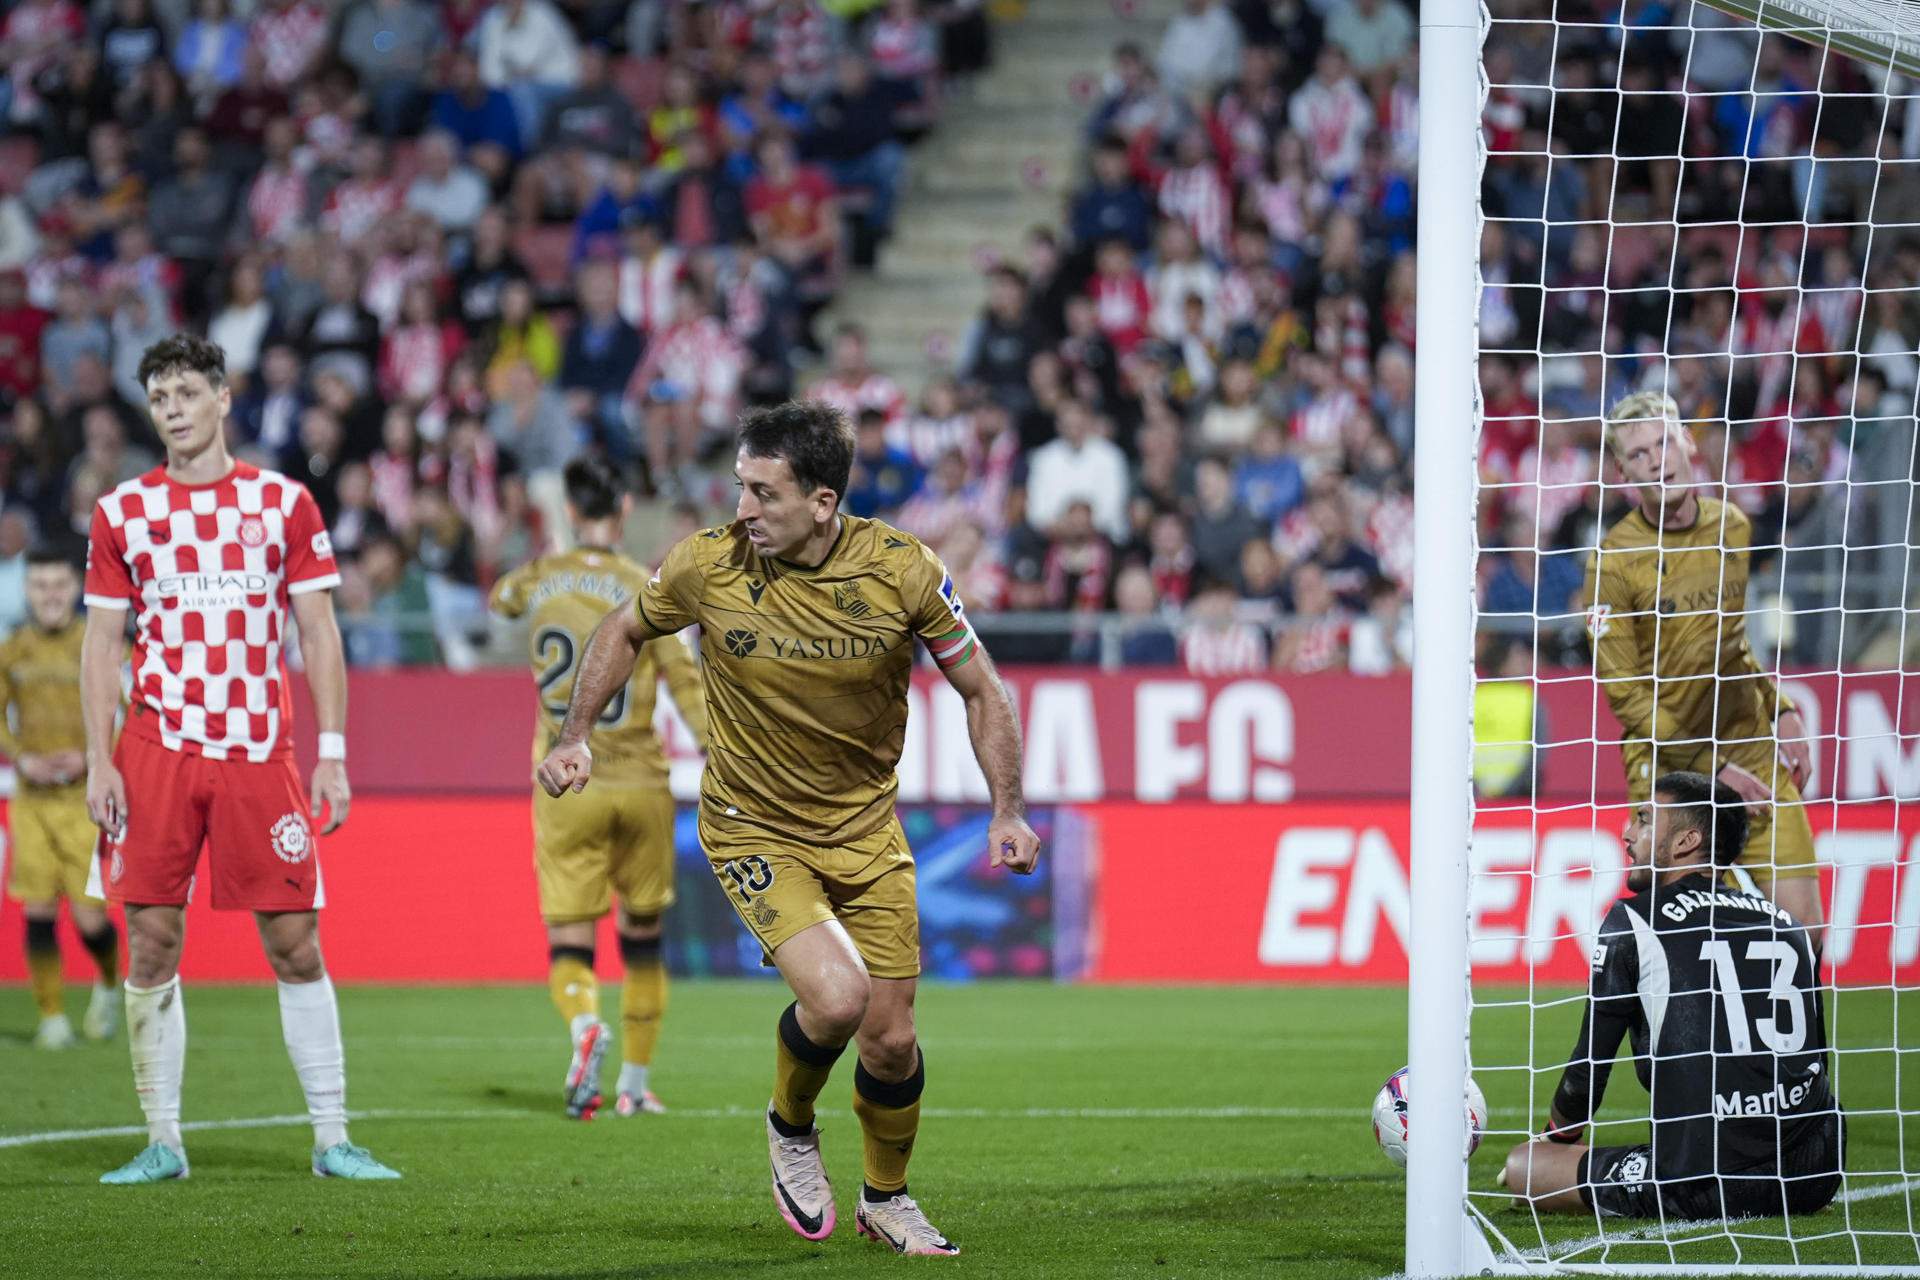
[823,0,1173,388]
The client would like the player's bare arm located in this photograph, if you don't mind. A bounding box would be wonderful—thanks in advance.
[537,605,648,797]
[80,604,129,835]
[292,589,351,834]
[942,642,1040,874]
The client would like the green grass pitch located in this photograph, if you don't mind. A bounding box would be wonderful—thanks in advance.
[3,982,1918,1278]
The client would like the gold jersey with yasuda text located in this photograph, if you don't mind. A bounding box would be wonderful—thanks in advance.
[490,546,707,785]
[1582,494,1793,748]
[630,516,978,846]
[0,620,86,789]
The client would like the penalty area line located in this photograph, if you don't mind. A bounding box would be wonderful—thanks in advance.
[0,1104,1368,1149]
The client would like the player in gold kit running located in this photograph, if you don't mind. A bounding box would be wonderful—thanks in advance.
[491,458,707,1120]
[1583,392,1821,938]
[539,402,1040,1256]
[3,549,120,1047]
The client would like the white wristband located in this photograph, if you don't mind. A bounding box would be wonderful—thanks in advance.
[317,732,347,761]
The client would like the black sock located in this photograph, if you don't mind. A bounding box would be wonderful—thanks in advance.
[864,1182,906,1203]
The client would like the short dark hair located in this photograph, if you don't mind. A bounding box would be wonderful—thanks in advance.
[563,456,624,521]
[737,401,855,502]
[136,334,227,392]
[1653,770,1749,868]
[25,546,76,573]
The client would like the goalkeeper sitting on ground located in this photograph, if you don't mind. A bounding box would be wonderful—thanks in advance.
[1582,393,1822,941]
[1501,771,1843,1221]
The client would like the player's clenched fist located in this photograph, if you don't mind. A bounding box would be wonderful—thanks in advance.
[537,741,594,796]
[987,812,1041,875]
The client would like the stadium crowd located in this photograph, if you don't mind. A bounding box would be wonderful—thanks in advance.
[0,0,1906,674]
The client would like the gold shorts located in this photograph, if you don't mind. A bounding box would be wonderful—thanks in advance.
[698,806,920,980]
[6,787,101,905]
[1620,735,1816,880]
[533,781,677,923]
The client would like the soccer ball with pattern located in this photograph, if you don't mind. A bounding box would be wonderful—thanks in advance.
[1371,1066,1488,1169]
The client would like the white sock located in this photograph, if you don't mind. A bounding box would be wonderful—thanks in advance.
[569,1012,598,1041]
[278,976,348,1151]
[124,979,185,1151]
[616,1063,649,1097]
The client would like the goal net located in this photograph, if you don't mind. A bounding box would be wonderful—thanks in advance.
[1410,0,1920,1274]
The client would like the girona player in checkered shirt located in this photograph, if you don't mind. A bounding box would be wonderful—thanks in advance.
[81,335,400,1185]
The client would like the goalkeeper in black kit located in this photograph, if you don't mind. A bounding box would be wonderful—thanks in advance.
[1501,771,1844,1221]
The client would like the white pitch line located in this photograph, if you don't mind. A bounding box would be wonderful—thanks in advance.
[1498,1175,1920,1266]
[0,1104,1371,1151]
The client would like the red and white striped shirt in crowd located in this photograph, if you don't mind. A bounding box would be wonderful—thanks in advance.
[1736,296,1828,417]
[3,0,85,121]
[25,249,93,312]
[83,463,340,762]
[772,0,834,98]
[893,482,996,548]
[631,315,743,427]
[1280,615,1349,675]
[1290,386,1360,452]
[618,248,684,336]
[248,164,309,244]
[895,412,973,468]
[1157,163,1231,258]
[97,255,181,323]
[1365,491,1415,588]
[380,322,466,405]
[1090,272,1152,352]
[361,252,439,332]
[1181,621,1267,676]
[322,177,402,247]
[250,0,330,88]
[1288,75,1372,181]
[367,448,417,531]
[1249,174,1326,246]
[868,13,937,79]
[1317,292,1371,385]
[810,371,907,428]
[1271,506,1320,565]
[1511,444,1595,540]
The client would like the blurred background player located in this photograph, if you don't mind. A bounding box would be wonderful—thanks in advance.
[538,402,1041,1256]
[1501,771,1842,1221]
[82,336,398,1184]
[3,547,119,1048]
[489,457,707,1120]
[1582,393,1822,941]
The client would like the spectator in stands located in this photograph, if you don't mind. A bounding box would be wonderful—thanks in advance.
[628,277,744,490]
[1181,575,1265,674]
[1347,576,1412,675]
[108,287,170,405]
[233,342,307,458]
[1157,0,1242,98]
[746,131,841,321]
[100,0,167,92]
[430,48,526,168]
[1112,563,1178,666]
[38,280,108,404]
[483,278,560,395]
[1234,419,1304,524]
[336,0,440,135]
[1190,454,1263,584]
[340,531,437,666]
[296,256,382,389]
[810,323,907,428]
[1026,398,1129,543]
[1324,0,1413,74]
[845,407,923,519]
[406,130,491,233]
[805,54,908,249]
[560,261,643,450]
[958,266,1045,414]
[893,447,985,546]
[1289,44,1371,183]
[477,0,583,150]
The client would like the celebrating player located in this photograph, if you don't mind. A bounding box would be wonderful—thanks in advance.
[539,401,1040,1256]
[3,548,120,1048]
[1501,770,1843,1220]
[489,457,708,1121]
[81,335,399,1184]
[1583,394,1821,938]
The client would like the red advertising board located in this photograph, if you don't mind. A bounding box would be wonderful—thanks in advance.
[1084,801,1920,986]
[302,668,1920,804]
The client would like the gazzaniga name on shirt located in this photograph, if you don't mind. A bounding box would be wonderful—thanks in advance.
[1714,1078,1819,1118]
[1657,888,1793,925]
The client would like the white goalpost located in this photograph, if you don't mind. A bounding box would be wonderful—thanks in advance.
[1412,0,1920,1275]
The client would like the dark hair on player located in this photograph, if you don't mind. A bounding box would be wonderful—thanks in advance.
[737,401,855,502]
[563,456,624,521]
[136,334,227,391]
[1653,770,1749,868]
[24,545,76,573]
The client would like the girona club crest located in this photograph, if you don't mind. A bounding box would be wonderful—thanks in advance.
[238,515,268,548]
[270,813,313,864]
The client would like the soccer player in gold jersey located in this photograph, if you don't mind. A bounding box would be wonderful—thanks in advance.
[3,548,120,1047]
[490,458,707,1120]
[539,402,1040,1256]
[1583,392,1820,937]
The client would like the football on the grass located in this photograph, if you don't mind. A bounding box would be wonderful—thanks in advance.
[1371,1066,1488,1168]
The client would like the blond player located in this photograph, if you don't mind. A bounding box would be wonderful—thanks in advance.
[490,458,708,1120]
[1584,392,1821,937]
[3,548,119,1048]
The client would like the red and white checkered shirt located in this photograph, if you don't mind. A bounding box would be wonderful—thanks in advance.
[251,1,330,88]
[84,464,340,762]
